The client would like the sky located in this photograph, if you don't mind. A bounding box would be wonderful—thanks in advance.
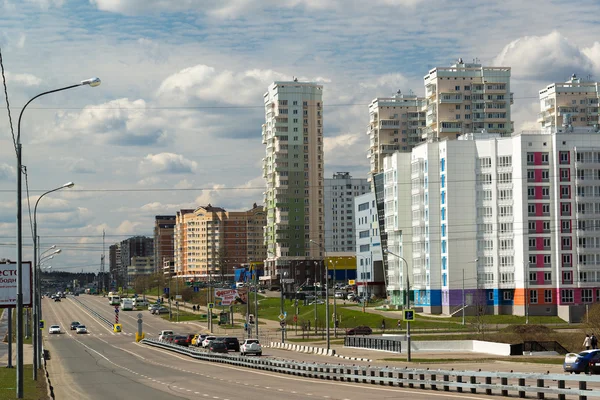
[1,0,600,273]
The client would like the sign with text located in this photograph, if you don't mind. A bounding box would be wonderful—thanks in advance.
[0,262,32,308]
[213,287,248,306]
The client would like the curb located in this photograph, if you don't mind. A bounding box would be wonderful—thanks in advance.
[334,354,372,362]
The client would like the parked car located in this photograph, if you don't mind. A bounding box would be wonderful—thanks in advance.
[309,299,325,305]
[334,292,345,299]
[240,339,262,356]
[202,336,217,348]
[70,321,81,330]
[164,334,176,344]
[49,325,61,334]
[222,337,240,352]
[185,334,195,345]
[345,325,373,336]
[173,335,189,346]
[192,334,207,347]
[588,352,600,374]
[564,350,600,374]
[159,330,174,341]
[346,293,356,300]
[152,306,169,315]
[76,325,88,334]
[209,340,228,353]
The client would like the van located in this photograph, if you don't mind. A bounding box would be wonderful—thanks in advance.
[133,298,148,308]
[159,330,174,341]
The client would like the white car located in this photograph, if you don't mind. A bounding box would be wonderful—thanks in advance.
[202,336,216,348]
[76,325,88,334]
[159,330,174,341]
[49,325,61,334]
[240,339,262,356]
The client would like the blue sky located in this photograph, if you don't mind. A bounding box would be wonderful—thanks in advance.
[1,0,600,272]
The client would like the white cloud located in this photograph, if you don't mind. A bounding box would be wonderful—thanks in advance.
[115,220,143,234]
[0,164,15,181]
[139,153,198,174]
[493,31,597,81]
[4,72,40,86]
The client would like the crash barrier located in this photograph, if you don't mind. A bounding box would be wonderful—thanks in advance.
[269,341,336,356]
[142,338,600,399]
[524,341,570,355]
[43,350,55,399]
[70,297,114,328]
[345,335,402,353]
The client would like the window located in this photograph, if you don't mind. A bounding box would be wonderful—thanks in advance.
[561,220,571,233]
[527,170,535,181]
[529,272,537,283]
[544,272,551,283]
[559,151,569,164]
[582,289,593,303]
[562,271,572,284]
[541,153,549,164]
[527,187,535,198]
[527,153,534,164]
[560,168,570,181]
[503,291,513,301]
[530,290,538,304]
[544,289,552,303]
[561,289,574,303]
[560,186,570,199]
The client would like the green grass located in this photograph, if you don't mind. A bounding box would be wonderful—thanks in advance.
[6,310,34,345]
[0,365,48,400]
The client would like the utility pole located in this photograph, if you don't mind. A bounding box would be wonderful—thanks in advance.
[462,269,465,325]
[100,230,105,294]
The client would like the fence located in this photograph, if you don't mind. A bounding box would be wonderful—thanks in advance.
[142,338,600,399]
[345,335,402,353]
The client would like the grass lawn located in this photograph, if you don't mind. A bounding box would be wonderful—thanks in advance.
[7,309,34,345]
[0,365,48,400]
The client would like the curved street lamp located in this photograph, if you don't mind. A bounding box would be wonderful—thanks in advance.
[384,248,411,362]
[32,184,72,379]
[14,77,100,395]
[309,239,329,351]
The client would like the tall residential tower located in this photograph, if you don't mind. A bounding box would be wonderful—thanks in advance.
[262,81,324,286]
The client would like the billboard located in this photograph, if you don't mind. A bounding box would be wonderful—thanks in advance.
[213,287,248,306]
[0,262,33,308]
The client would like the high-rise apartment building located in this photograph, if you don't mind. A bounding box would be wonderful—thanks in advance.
[538,74,600,129]
[354,192,385,297]
[154,215,175,274]
[384,126,600,321]
[174,204,266,280]
[108,243,121,288]
[367,91,426,179]
[422,59,513,141]
[110,236,154,288]
[324,172,369,253]
[262,81,324,286]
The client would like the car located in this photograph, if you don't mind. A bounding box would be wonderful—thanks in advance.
[345,325,373,336]
[152,306,169,315]
[54,297,61,302]
[76,325,88,334]
[74,292,79,296]
[49,325,61,334]
[173,335,189,346]
[70,321,81,330]
[202,336,217,348]
[158,330,174,341]
[240,339,262,356]
[194,334,208,347]
[347,293,357,300]
[185,334,195,345]
[222,337,240,352]
[588,352,600,374]
[309,299,325,305]
[334,292,345,299]
[209,340,228,353]
[564,350,600,374]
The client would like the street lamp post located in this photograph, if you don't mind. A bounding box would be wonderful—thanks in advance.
[329,259,338,338]
[280,271,287,342]
[309,240,329,351]
[33,183,74,379]
[384,249,411,362]
[15,78,100,398]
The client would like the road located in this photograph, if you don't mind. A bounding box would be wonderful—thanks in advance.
[41,294,495,400]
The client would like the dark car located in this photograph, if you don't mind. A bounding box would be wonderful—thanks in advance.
[54,297,61,302]
[564,350,600,374]
[222,337,240,352]
[173,335,189,346]
[70,321,81,330]
[345,325,372,336]
[185,334,195,345]
[589,352,600,374]
[164,334,176,344]
[209,340,228,353]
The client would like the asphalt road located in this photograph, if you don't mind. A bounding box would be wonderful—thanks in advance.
[41,295,496,400]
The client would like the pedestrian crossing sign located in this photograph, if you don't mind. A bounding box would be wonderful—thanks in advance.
[403,309,415,321]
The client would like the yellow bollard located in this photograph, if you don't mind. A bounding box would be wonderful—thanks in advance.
[113,324,122,333]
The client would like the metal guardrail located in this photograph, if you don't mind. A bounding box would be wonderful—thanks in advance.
[142,338,600,399]
[345,335,402,353]
[70,297,114,328]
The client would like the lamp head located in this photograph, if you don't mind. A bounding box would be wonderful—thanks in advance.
[81,77,101,87]
[54,249,62,255]
[62,182,75,188]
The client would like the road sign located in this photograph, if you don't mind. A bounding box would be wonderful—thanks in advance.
[175,295,182,300]
[280,320,286,327]
[278,313,285,321]
[208,303,214,309]
[164,287,169,294]
[137,313,143,319]
[39,320,44,329]
[115,307,119,314]
[403,309,415,321]
[193,286,199,292]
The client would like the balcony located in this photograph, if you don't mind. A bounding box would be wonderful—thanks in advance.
[439,94,463,103]
[440,126,462,133]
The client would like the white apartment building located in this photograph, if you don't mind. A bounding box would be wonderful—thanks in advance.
[354,192,385,297]
[367,91,426,179]
[384,126,600,321]
[539,74,600,129]
[262,81,324,286]
[423,59,513,141]
[324,172,369,253]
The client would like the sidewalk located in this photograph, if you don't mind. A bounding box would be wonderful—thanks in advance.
[0,343,34,367]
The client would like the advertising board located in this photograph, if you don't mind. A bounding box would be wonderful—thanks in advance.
[0,262,33,308]
[213,287,248,306]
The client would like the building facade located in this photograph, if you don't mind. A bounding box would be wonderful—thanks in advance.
[174,204,266,280]
[367,91,426,179]
[324,172,369,253]
[422,59,513,141]
[383,126,600,321]
[127,256,154,285]
[354,192,385,297]
[108,243,121,289]
[154,215,176,274]
[538,74,600,129]
[262,81,325,286]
